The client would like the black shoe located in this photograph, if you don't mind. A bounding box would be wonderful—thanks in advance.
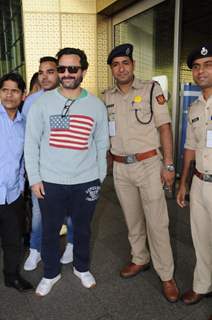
[5,275,33,292]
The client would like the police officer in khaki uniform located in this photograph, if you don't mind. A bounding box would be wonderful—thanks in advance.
[104,43,179,302]
[177,44,212,305]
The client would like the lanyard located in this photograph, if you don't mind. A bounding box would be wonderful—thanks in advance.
[135,82,155,125]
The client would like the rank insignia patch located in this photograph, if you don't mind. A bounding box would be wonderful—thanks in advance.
[156,94,166,105]
[106,104,114,109]
[192,117,199,123]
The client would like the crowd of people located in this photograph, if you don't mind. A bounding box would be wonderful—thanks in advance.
[0,43,211,318]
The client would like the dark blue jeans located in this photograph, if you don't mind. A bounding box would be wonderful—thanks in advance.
[30,192,73,251]
[39,179,101,278]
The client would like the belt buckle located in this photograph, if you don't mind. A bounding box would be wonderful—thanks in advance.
[203,174,212,182]
[125,154,136,164]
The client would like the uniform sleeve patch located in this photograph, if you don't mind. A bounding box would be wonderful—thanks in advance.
[156,94,166,105]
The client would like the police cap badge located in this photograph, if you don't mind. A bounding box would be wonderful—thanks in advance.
[187,44,212,69]
[107,43,133,65]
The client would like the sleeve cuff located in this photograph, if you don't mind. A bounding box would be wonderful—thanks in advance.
[28,175,42,186]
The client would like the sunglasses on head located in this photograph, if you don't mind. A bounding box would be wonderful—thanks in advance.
[57,65,82,74]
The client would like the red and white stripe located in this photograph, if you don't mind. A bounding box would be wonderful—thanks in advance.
[49,115,94,150]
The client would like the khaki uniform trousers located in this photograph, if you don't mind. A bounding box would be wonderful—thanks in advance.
[190,175,212,294]
[113,156,174,281]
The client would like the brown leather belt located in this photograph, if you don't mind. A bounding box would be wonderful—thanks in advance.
[111,149,157,164]
[194,168,212,182]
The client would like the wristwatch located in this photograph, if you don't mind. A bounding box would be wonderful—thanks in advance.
[164,164,175,172]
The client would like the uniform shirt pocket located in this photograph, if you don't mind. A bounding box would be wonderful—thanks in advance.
[190,115,203,144]
[132,100,152,124]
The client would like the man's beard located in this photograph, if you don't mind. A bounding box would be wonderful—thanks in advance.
[116,74,134,86]
[60,75,83,89]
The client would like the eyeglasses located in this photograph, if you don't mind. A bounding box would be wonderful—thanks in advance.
[61,99,76,117]
[57,65,82,74]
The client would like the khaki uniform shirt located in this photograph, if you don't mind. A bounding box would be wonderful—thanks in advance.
[103,78,171,155]
[185,94,212,174]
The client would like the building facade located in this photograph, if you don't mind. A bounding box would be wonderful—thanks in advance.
[0,0,211,167]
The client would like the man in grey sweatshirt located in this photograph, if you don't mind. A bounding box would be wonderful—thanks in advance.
[24,47,109,296]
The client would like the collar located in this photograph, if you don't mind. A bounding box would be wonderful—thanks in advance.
[57,87,88,100]
[0,104,23,122]
[110,77,146,93]
[196,90,212,102]
[131,77,145,89]
[78,88,88,99]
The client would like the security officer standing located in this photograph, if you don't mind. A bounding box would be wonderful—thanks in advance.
[104,43,179,302]
[177,44,212,305]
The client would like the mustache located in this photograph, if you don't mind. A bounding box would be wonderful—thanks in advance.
[61,76,75,80]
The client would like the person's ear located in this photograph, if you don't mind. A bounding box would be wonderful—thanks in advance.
[82,69,87,78]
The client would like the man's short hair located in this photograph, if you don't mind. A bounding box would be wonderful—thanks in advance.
[56,47,89,71]
[0,72,26,93]
[39,56,58,65]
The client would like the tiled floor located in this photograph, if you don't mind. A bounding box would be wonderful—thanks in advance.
[0,176,211,320]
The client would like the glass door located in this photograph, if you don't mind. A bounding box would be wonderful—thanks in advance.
[113,0,175,109]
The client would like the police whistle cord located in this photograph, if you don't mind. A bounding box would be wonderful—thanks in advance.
[135,81,155,125]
